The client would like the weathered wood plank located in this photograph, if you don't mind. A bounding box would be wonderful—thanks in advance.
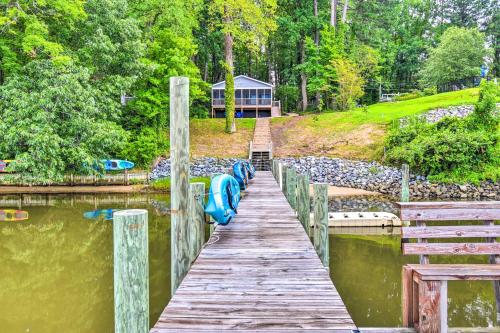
[188,182,205,265]
[397,201,500,221]
[170,76,190,294]
[403,242,500,256]
[402,226,500,239]
[418,280,443,333]
[297,173,310,233]
[409,264,500,281]
[313,183,329,267]
[114,209,149,333]
[402,265,414,327]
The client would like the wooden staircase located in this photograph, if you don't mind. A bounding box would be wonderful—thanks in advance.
[250,118,272,171]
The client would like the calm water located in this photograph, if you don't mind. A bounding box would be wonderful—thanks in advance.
[0,194,172,333]
[0,193,495,332]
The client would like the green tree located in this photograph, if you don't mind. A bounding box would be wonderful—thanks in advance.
[332,58,364,110]
[73,0,145,122]
[0,0,86,82]
[0,61,127,183]
[210,0,277,133]
[420,27,490,87]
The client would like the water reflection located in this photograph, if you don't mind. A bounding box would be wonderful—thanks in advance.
[0,193,171,333]
[0,209,29,221]
[329,233,496,328]
[83,209,118,221]
[0,193,496,331]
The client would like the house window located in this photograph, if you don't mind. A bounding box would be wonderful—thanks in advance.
[249,89,257,105]
[213,90,219,99]
[258,89,271,105]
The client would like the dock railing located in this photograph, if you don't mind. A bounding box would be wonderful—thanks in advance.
[271,158,329,267]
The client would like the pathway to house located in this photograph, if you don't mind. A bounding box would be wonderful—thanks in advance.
[150,171,356,332]
[252,118,272,152]
[250,118,273,170]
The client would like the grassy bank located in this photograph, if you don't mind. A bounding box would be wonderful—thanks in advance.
[150,177,211,192]
[190,118,255,158]
[271,88,488,160]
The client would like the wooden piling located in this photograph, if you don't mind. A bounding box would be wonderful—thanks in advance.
[286,167,297,210]
[278,162,284,190]
[274,160,278,180]
[401,163,410,202]
[113,209,149,333]
[313,183,329,267]
[401,163,410,227]
[189,182,205,264]
[296,173,310,232]
[281,164,287,194]
[170,76,190,294]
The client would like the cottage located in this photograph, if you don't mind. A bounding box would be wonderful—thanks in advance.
[211,75,281,118]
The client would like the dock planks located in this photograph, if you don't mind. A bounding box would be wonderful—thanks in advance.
[150,171,356,332]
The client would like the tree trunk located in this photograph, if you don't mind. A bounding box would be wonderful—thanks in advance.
[203,61,209,82]
[314,0,319,45]
[331,0,338,27]
[341,0,348,23]
[224,29,236,133]
[313,0,321,108]
[300,38,308,112]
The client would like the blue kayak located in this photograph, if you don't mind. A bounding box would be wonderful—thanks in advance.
[204,174,241,225]
[83,209,117,221]
[244,161,256,179]
[100,159,134,171]
[232,161,248,190]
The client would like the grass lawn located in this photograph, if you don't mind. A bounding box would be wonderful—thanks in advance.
[150,176,211,192]
[190,118,255,158]
[271,88,493,160]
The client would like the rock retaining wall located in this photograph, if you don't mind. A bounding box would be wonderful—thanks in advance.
[279,157,499,200]
[151,157,499,199]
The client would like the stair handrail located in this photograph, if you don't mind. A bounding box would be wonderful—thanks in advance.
[248,141,253,160]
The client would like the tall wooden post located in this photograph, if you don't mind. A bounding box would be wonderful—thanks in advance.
[114,209,149,333]
[401,163,410,202]
[401,163,410,227]
[313,184,329,267]
[281,165,288,194]
[170,76,190,294]
[278,162,284,190]
[297,174,310,232]
[286,167,297,210]
[189,182,205,264]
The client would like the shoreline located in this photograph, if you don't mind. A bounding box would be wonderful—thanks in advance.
[0,185,148,194]
[0,183,381,197]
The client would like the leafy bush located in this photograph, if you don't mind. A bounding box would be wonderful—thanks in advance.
[419,27,490,87]
[422,86,438,96]
[333,58,365,111]
[122,128,169,168]
[394,87,437,102]
[0,60,128,183]
[394,91,423,101]
[385,80,499,184]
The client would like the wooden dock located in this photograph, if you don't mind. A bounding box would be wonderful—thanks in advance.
[151,171,356,332]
